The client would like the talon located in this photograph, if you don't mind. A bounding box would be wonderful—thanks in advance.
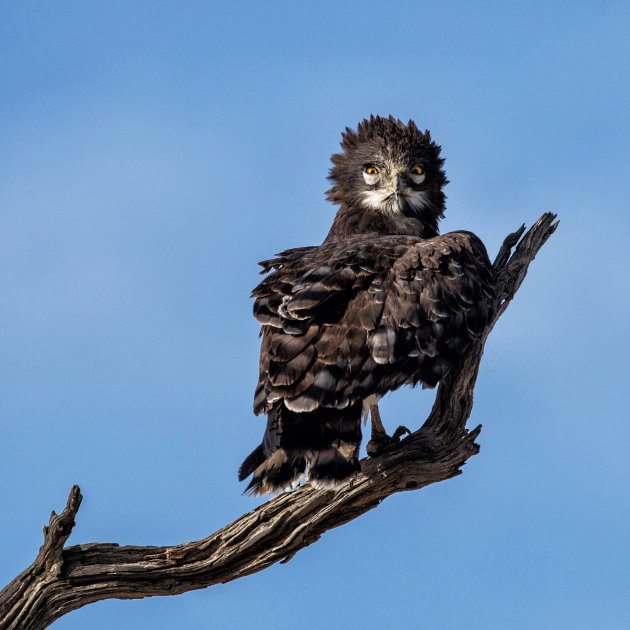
[391,425,411,441]
[366,406,410,456]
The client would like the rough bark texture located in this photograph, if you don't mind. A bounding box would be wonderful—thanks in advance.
[0,213,558,630]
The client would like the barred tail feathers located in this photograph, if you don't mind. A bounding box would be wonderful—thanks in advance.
[306,441,361,490]
[243,448,307,496]
[238,401,362,495]
[237,444,266,482]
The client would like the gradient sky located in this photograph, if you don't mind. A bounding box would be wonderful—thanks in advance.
[2,2,630,628]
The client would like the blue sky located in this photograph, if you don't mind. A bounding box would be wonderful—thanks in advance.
[1,1,629,628]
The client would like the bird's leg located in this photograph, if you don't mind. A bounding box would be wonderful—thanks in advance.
[366,404,411,456]
[370,403,387,441]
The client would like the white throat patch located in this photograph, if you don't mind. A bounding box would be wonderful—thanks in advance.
[361,188,430,216]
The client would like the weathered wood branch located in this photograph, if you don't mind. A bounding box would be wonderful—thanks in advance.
[0,213,558,630]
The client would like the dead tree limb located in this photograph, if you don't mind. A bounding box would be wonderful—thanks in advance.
[0,213,558,630]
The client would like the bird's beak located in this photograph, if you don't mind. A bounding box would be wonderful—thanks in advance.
[390,172,404,198]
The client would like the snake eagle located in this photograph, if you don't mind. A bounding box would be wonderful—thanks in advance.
[239,115,494,495]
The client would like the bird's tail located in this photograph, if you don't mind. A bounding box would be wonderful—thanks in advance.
[305,409,362,489]
[238,445,308,496]
[238,402,362,496]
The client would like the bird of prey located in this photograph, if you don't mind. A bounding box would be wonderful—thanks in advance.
[238,115,494,496]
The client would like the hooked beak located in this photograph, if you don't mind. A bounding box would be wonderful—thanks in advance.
[389,172,404,199]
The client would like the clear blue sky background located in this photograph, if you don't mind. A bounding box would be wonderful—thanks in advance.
[2,1,629,628]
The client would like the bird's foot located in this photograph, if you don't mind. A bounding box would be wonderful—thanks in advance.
[366,404,411,456]
[366,425,411,456]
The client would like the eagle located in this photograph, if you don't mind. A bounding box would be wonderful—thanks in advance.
[238,115,494,496]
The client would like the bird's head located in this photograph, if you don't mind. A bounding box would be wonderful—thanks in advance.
[326,115,448,226]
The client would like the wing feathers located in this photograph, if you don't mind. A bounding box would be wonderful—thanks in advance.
[267,345,316,387]
[252,231,494,413]
[369,325,397,364]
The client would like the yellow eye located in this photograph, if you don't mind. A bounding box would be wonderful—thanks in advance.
[364,166,379,175]
[411,166,423,175]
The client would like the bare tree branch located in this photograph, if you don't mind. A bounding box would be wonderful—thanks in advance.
[0,213,558,630]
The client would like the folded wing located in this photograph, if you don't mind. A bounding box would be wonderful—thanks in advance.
[252,231,495,416]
